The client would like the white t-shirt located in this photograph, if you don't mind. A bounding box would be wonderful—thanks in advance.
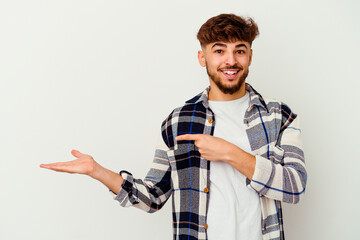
[207,91,262,240]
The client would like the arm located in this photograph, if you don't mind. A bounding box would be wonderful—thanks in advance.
[114,135,172,213]
[40,136,173,213]
[176,115,306,204]
[249,115,307,204]
[40,150,124,194]
[175,134,256,180]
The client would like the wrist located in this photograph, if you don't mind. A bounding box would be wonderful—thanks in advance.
[89,161,102,180]
[225,144,242,164]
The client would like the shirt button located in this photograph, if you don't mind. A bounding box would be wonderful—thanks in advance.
[208,118,213,124]
[204,224,208,229]
[204,187,209,193]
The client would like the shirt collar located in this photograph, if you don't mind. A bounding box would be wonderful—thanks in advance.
[185,83,269,112]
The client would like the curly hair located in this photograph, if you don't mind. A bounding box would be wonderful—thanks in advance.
[197,14,259,47]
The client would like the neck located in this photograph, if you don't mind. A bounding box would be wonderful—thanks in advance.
[208,81,247,101]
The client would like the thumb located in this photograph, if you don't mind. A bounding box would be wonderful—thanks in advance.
[71,149,83,158]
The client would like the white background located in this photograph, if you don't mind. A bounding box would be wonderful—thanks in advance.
[1,0,359,239]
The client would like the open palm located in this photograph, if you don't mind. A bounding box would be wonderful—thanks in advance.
[40,149,96,176]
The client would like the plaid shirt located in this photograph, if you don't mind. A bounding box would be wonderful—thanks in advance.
[113,83,307,240]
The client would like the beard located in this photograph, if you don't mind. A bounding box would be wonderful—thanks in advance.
[206,64,249,95]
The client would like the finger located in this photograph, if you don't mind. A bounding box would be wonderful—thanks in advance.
[71,149,83,158]
[175,134,201,141]
[40,162,73,172]
[40,162,64,170]
[40,164,51,169]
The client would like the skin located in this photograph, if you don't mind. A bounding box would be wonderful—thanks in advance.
[40,40,256,194]
[176,41,256,180]
[198,41,253,101]
[40,150,124,194]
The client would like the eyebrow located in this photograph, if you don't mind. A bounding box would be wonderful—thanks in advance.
[211,43,248,49]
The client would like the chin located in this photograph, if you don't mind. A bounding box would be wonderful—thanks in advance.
[219,79,245,95]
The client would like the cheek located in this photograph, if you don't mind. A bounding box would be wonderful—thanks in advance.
[208,60,224,70]
[205,60,218,71]
[235,61,246,70]
[238,56,251,66]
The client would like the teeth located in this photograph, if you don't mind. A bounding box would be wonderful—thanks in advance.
[223,70,238,75]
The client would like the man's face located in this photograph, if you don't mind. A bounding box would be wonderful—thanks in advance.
[198,41,253,95]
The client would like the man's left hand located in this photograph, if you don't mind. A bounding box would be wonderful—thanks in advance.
[175,134,256,180]
[175,134,236,162]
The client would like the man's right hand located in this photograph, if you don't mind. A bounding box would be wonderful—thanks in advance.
[40,149,124,195]
[40,149,98,178]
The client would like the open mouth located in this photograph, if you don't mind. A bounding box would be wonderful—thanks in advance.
[221,69,240,79]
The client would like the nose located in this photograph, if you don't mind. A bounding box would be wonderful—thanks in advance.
[225,53,237,66]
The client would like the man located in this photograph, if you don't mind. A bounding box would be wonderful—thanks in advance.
[40,14,307,240]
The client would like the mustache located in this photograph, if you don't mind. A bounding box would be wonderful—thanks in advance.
[219,65,244,71]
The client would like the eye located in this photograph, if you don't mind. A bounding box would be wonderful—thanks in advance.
[215,49,223,53]
[236,50,245,54]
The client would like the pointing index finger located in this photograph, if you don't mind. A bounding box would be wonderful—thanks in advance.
[175,134,201,141]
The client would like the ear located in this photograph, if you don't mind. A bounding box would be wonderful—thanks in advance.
[248,49,253,66]
[198,50,206,67]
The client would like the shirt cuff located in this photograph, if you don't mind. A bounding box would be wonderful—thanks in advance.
[249,155,274,195]
[110,170,137,207]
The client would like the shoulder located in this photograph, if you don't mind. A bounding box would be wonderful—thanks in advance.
[160,87,209,127]
[247,83,297,119]
[262,95,298,131]
[159,89,210,149]
[160,102,198,149]
[161,103,197,125]
[262,96,293,113]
